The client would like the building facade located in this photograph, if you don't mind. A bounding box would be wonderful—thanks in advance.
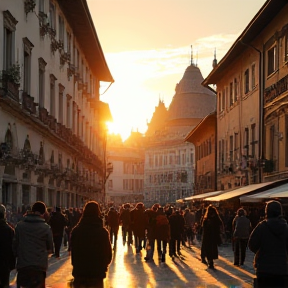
[185,112,217,195]
[202,0,288,191]
[105,132,145,206]
[144,63,216,206]
[0,0,114,212]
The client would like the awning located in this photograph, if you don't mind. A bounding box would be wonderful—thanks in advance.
[184,190,223,201]
[240,183,288,203]
[204,182,276,202]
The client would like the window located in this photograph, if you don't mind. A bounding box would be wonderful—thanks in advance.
[222,89,225,111]
[108,180,113,190]
[66,31,71,54]
[58,84,64,123]
[229,135,233,162]
[218,92,221,112]
[58,15,64,44]
[23,38,34,94]
[50,74,57,116]
[38,58,47,108]
[234,78,238,102]
[268,46,277,75]
[251,64,256,89]
[244,128,249,158]
[234,133,238,161]
[229,82,233,106]
[49,1,56,31]
[251,124,256,158]
[39,0,45,12]
[3,11,17,70]
[244,69,249,94]
[66,94,72,128]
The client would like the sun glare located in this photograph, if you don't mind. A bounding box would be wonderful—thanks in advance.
[107,122,128,141]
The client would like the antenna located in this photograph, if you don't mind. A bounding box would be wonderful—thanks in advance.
[191,45,194,65]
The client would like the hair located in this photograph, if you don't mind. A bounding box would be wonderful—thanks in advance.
[203,204,220,221]
[237,208,245,216]
[0,204,6,219]
[81,201,101,219]
[31,201,47,215]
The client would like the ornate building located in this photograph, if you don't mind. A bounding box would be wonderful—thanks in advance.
[144,62,216,206]
[0,0,114,212]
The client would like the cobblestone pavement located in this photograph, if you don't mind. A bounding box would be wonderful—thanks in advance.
[10,232,256,288]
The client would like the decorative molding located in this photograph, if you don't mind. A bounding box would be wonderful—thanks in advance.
[3,10,18,32]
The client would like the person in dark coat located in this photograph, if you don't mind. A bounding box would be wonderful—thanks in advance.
[248,200,288,288]
[71,201,112,288]
[48,206,68,258]
[168,208,185,258]
[0,204,15,288]
[130,202,147,254]
[144,204,158,261]
[155,207,170,263]
[232,208,251,266]
[201,204,224,269]
[119,203,132,245]
[106,207,120,250]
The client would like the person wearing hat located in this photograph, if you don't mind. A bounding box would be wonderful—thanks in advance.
[13,201,53,288]
[70,201,112,288]
[248,200,288,287]
[0,204,15,288]
[232,208,251,266]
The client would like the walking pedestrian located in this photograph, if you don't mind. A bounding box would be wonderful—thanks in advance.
[130,202,147,254]
[168,208,185,258]
[248,200,288,288]
[201,204,224,269]
[70,201,112,288]
[13,201,53,288]
[184,208,195,247]
[49,206,68,258]
[144,204,158,261]
[232,207,251,266]
[107,206,120,250]
[119,203,132,246]
[0,204,15,288]
[155,206,170,262]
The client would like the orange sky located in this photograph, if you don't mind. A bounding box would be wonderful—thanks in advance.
[87,0,267,141]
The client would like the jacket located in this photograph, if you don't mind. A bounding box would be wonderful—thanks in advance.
[71,216,112,279]
[0,218,15,271]
[248,217,288,276]
[13,213,53,271]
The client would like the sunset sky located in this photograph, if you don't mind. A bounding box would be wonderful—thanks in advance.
[87,0,267,141]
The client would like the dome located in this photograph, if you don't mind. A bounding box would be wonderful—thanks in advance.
[167,64,216,121]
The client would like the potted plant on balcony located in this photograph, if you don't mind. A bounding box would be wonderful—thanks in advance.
[0,63,21,100]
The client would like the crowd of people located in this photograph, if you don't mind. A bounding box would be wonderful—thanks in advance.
[0,199,288,288]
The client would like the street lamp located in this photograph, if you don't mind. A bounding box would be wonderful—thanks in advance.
[103,162,113,204]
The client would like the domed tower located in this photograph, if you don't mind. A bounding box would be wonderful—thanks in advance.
[167,62,216,134]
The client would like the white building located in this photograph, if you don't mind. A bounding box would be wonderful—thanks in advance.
[0,0,114,212]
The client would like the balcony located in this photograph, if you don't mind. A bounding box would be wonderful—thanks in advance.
[22,92,37,114]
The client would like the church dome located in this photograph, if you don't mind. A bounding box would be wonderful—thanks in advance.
[167,64,216,121]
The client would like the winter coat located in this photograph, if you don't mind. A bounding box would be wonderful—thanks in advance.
[145,209,158,241]
[201,215,223,260]
[184,211,195,228]
[71,216,112,279]
[155,212,170,242]
[130,207,147,239]
[232,215,251,239]
[248,217,288,276]
[119,208,131,228]
[107,209,119,228]
[49,211,68,237]
[169,211,185,239]
[13,214,53,271]
[0,218,15,272]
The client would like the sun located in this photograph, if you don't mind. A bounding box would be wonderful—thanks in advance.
[106,121,130,142]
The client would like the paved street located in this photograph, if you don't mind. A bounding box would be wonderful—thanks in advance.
[10,231,256,288]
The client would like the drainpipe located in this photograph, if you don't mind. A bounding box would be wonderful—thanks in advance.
[240,40,264,183]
